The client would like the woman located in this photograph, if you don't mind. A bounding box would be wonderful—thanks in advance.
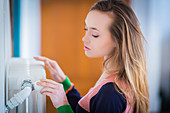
[35,0,149,112]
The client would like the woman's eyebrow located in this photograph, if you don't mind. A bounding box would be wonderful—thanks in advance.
[84,21,100,32]
[90,27,100,32]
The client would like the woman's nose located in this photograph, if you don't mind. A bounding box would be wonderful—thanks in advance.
[82,35,90,43]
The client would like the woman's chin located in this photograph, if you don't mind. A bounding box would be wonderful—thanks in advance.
[85,52,102,58]
[85,52,94,57]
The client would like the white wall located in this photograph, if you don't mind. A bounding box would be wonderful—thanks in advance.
[0,0,5,112]
[20,0,41,58]
[132,0,170,112]
[0,0,12,112]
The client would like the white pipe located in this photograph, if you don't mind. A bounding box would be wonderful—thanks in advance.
[26,98,28,113]
[5,80,43,112]
[6,87,32,110]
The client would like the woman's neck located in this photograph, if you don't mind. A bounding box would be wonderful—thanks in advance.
[95,56,120,86]
[95,70,118,86]
[95,72,109,86]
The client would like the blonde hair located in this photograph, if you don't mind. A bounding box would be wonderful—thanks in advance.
[90,0,149,112]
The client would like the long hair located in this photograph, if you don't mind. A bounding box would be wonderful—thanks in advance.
[90,0,149,112]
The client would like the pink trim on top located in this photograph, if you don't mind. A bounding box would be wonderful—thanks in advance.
[106,74,118,79]
[78,74,134,113]
[123,90,134,113]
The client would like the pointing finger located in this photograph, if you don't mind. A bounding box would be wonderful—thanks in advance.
[39,79,60,86]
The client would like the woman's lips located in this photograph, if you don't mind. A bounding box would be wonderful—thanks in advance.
[84,46,90,51]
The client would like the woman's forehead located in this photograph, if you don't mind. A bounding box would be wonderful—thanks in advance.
[85,10,114,31]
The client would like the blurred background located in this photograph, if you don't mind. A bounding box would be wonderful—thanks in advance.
[0,0,170,113]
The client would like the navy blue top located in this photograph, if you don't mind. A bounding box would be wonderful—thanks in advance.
[66,82,127,113]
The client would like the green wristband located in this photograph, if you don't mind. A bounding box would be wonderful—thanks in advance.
[56,104,74,113]
[61,76,72,92]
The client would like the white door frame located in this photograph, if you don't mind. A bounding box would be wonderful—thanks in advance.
[0,0,12,112]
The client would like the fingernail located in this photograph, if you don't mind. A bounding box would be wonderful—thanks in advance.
[40,79,43,81]
[37,81,42,84]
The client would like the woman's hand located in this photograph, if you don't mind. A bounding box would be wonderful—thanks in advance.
[34,56,66,83]
[36,79,69,108]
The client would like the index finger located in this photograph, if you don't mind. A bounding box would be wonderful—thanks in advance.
[34,56,50,62]
[40,79,60,86]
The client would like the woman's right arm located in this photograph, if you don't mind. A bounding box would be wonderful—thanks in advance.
[61,76,82,112]
[34,56,82,112]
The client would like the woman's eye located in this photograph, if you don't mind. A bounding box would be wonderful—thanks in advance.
[92,35,99,38]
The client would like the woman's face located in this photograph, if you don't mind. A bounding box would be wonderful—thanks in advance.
[82,10,116,58]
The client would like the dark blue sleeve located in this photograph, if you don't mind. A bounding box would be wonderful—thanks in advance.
[66,86,82,112]
[90,83,127,113]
